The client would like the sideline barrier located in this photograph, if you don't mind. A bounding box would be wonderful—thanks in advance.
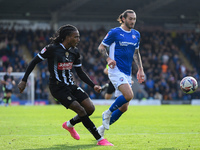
[1,99,199,105]
[161,100,191,105]
[92,99,200,105]
[191,99,200,105]
[92,99,161,105]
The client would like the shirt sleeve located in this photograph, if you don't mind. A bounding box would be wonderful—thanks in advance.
[73,51,82,67]
[75,67,95,88]
[135,31,140,49]
[37,45,51,60]
[102,29,116,47]
[22,56,43,82]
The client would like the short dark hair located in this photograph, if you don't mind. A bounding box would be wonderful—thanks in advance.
[117,9,135,24]
[50,24,78,44]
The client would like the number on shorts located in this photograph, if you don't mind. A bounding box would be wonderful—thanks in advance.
[77,87,84,93]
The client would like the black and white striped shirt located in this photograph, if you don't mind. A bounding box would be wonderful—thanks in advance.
[38,43,81,85]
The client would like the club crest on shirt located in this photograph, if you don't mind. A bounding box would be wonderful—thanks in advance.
[67,96,72,100]
[65,52,69,57]
[132,35,136,39]
[119,77,124,82]
[41,47,46,54]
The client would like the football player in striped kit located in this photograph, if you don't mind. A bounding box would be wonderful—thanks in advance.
[18,24,113,146]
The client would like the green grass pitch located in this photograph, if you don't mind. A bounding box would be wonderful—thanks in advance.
[0,105,200,150]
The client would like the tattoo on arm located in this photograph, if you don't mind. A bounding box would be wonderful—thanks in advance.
[99,47,109,60]
[133,49,143,69]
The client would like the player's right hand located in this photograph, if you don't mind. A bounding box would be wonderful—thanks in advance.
[94,85,102,93]
[18,81,27,93]
[107,58,116,69]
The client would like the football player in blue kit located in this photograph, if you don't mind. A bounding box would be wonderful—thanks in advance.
[98,9,145,137]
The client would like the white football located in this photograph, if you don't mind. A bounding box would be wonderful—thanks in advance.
[180,76,198,94]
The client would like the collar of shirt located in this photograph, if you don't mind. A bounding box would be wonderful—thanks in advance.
[59,43,66,49]
[59,43,72,51]
[120,27,131,33]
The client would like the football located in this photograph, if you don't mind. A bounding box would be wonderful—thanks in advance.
[180,76,198,94]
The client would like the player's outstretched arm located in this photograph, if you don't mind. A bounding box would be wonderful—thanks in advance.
[75,67,95,88]
[133,49,145,83]
[18,56,43,93]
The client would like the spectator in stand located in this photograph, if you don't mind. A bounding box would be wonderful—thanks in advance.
[145,76,154,91]
[136,89,145,100]
[154,91,163,100]
[1,26,200,102]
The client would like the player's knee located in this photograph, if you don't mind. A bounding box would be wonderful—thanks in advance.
[76,107,87,117]
[87,106,95,116]
[121,107,128,112]
[124,93,134,101]
[105,94,112,99]
[104,95,109,99]
[119,105,128,112]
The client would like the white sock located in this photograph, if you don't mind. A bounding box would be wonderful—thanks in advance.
[67,121,73,127]
[100,125,105,130]
[106,109,112,115]
[97,137,104,142]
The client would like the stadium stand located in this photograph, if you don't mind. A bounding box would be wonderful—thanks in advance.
[0,26,200,104]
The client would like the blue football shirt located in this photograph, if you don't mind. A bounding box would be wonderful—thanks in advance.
[102,27,140,76]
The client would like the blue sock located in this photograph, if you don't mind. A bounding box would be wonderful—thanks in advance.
[110,109,123,125]
[109,95,128,112]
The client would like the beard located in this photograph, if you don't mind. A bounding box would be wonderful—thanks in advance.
[125,21,134,29]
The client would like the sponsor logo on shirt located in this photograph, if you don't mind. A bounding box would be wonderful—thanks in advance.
[58,62,73,70]
[119,41,137,46]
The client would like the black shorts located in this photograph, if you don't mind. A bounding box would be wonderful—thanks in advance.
[107,81,115,94]
[49,82,89,109]
[2,87,12,93]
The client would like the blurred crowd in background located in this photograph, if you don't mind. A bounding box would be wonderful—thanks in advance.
[0,26,200,102]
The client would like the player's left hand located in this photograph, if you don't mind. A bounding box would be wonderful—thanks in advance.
[94,85,102,93]
[18,81,27,93]
[137,68,145,83]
